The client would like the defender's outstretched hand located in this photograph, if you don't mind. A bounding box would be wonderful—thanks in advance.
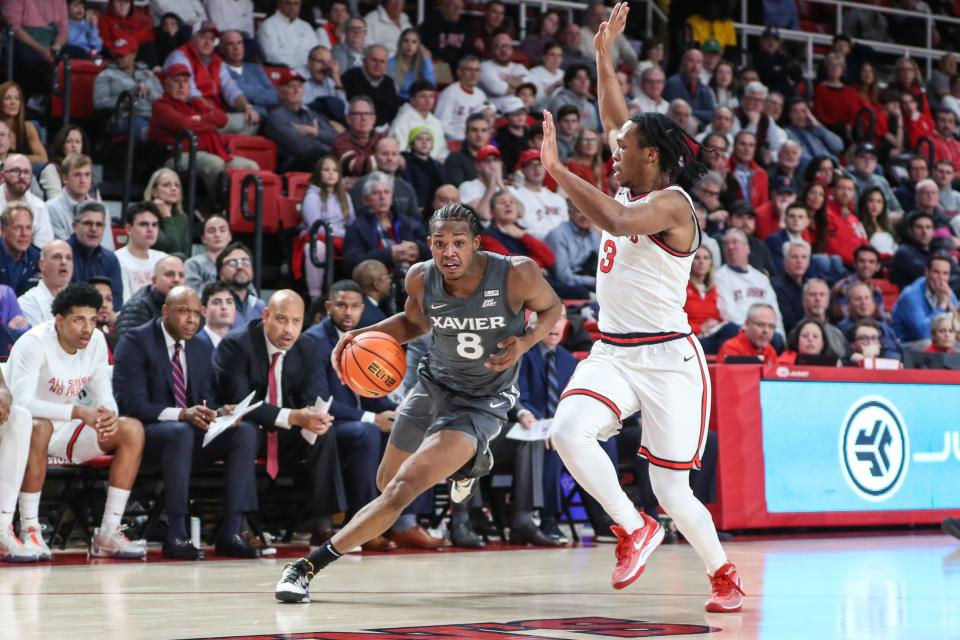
[540,110,562,174]
[594,2,629,58]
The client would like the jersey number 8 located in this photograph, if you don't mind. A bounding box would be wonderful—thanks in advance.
[456,332,484,359]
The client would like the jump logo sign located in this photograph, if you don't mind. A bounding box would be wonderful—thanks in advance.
[191,616,717,639]
[840,397,909,502]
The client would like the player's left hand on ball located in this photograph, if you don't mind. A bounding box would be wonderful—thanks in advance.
[485,335,525,371]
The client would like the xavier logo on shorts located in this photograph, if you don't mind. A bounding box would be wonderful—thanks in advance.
[839,397,909,502]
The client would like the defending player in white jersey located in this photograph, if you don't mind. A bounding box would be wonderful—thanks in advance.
[539,3,743,613]
[7,283,146,560]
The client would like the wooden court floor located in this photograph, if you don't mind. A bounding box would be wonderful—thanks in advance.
[1,533,959,639]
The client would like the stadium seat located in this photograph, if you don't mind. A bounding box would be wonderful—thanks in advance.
[226,169,282,234]
[278,195,302,230]
[447,139,462,153]
[222,134,278,173]
[285,171,312,200]
[51,59,108,121]
[876,278,900,312]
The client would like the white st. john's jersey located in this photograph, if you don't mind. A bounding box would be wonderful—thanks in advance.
[595,185,700,337]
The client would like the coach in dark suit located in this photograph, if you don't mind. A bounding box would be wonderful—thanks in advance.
[211,290,347,538]
[302,280,399,551]
[517,314,617,544]
[113,286,260,560]
[351,259,391,329]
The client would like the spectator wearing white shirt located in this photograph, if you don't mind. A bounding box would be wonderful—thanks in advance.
[511,150,567,239]
[149,0,206,26]
[204,0,254,37]
[435,56,488,141]
[578,1,637,72]
[478,33,530,113]
[363,0,411,57]
[527,42,564,106]
[715,228,786,335]
[115,203,169,303]
[257,0,320,69]
[389,81,448,161]
[18,240,73,326]
[634,66,669,115]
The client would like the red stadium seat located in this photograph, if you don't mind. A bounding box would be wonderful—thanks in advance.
[222,134,278,173]
[876,278,900,312]
[51,59,108,120]
[447,139,462,153]
[285,171,312,200]
[278,195,302,230]
[572,351,590,360]
[226,169,282,234]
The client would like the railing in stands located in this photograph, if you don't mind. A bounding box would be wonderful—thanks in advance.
[54,53,74,128]
[239,173,264,296]
[739,0,960,77]
[915,135,935,167]
[307,219,335,296]
[116,90,137,214]
[4,25,13,83]
[172,129,198,233]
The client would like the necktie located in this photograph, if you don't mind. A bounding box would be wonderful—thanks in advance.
[545,350,560,417]
[171,343,187,409]
[266,352,281,480]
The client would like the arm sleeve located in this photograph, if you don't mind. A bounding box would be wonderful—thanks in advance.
[7,335,74,421]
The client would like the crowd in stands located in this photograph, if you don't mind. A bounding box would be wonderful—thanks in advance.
[1,0,960,561]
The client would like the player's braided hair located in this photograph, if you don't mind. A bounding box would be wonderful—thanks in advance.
[629,112,708,188]
[429,203,482,237]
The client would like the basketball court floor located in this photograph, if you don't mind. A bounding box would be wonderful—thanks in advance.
[2,532,958,639]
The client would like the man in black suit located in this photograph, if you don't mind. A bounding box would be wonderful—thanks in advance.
[303,280,445,550]
[113,286,261,559]
[211,290,347,539]
[351,259,390,328]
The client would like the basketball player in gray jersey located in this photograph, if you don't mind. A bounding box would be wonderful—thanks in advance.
[276,204,563,603]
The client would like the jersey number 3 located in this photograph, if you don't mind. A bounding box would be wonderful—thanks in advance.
[456,332,484,359]
[598,239,617,273]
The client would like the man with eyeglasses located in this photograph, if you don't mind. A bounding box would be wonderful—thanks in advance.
[332,17,368,74]
[633,67,668,116]
[68,202,122,312]
[256,0,321,69]
[114,255,185,337]
[342,45,401,126]
[845,318,888,366]
[301,45,348,125]
[217,241,265,329]
[692,171,730,237]
[435,56,489,142]
[0,155,54,250]
[479,32,530,113]
[717,303,778,363]
[333,96,385,181]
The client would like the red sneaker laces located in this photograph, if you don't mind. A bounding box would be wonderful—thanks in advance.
[611,525,638,562]
[710,569,745,597]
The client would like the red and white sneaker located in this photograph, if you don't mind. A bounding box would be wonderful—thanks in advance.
[705,562,745,613]
[610,512,664,590]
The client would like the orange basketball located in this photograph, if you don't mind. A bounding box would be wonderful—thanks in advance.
[340,331,407,398]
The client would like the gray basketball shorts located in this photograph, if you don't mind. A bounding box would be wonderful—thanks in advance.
[389,375,517,480]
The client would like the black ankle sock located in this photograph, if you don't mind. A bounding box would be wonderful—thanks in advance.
[306,541,342,571]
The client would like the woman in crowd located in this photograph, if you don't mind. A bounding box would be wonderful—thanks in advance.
[145,168,192,257]
[564,128,610,194]
[852,62,887,146]
[98,0,158,67]
[389,29,436,101]
[685,246,738,354]
[37,125,95,200]
[528,42,565,106]
[519,9,561,67]
[154,12,190,64]
[857,187,898,257]
[813,53,858,138]
[710,60,739,111]
[924,313,957,353]
[0,82,47,166]
[318,1,349,48]
[778,319,841,364]
[634,37,665,78]
[300,156,355,299]
[893,56,932,119]
[184,214,232,293]
[900,91,935,149]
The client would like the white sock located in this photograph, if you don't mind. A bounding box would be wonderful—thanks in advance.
[551,395,645,534]
[18,492,41,532]
[648,465,727,574]
[0,407,31,530]
[100,487,131,532]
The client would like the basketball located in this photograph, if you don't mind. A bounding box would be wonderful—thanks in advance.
[340,331,407,398]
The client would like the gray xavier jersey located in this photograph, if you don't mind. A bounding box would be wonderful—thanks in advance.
[420,252,525,397]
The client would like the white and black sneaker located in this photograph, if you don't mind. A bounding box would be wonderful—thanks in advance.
[275,558,314,603]
[450,478,476,504]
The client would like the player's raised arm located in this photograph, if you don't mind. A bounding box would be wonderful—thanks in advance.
[486,258,563,372]
[596,2,631,150]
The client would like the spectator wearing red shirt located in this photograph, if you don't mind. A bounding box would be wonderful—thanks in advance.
[813,53,859,133]
[825,174,868,267]
[149,64,258,200]
[726,130,770,211]
[332,96,385,185]
[718,303,779,363]
[924,313,957,353]
[932,109,960,172]
[100,0,157,66]
[901,91,935,149]
[685,246,739,354]
[754,175,799,240]
[852,62,888,145]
